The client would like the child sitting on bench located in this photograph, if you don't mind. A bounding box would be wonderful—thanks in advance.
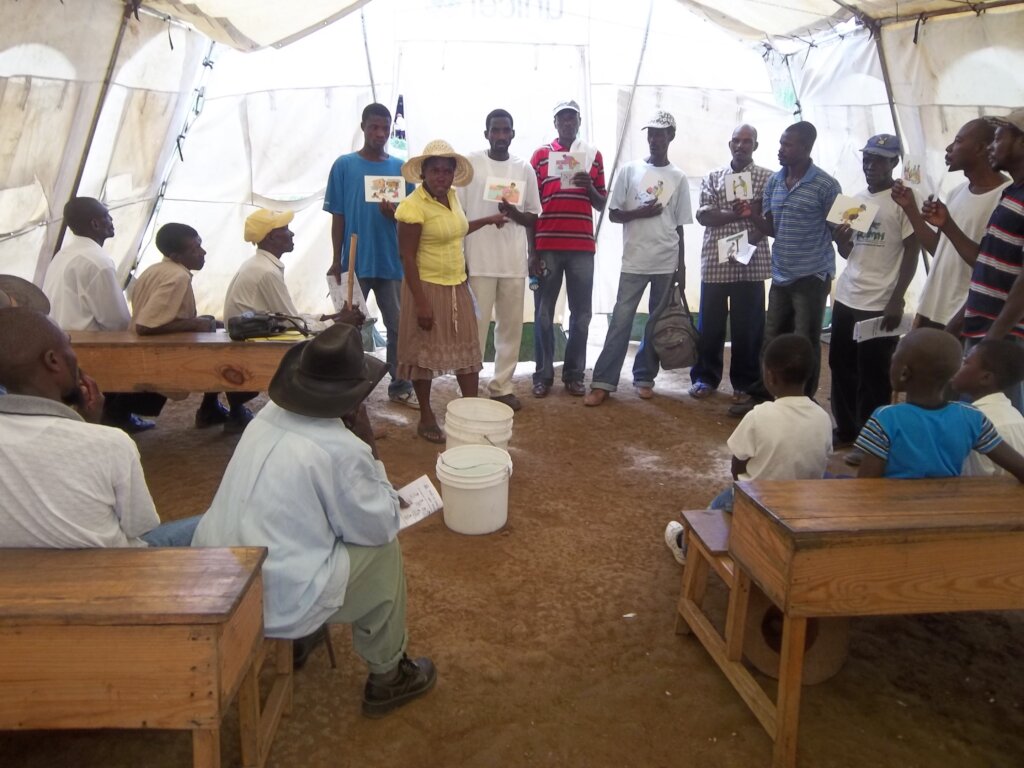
[665,334,833,564]
[856,329,1024,481]
[952,339,1024,477]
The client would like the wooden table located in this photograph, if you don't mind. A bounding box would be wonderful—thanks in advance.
[692,478,1024,768]
[68,330,299,392]
[0,547,272,768]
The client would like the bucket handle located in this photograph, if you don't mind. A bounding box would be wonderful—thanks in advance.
[438,454,513,478]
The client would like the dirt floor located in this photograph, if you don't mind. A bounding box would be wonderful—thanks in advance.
[4,336,1024,768]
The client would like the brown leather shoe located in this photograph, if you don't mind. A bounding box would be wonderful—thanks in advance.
[565,380,586,396]
[583,389,608,407]
[362,655,437,718]
[532,382,550,398]
[635,385,654,400]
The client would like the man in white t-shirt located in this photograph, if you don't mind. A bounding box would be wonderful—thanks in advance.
[584,111,692,406]
[457,109,542,411]
[891,119,1010,328]
[830,135,919,463]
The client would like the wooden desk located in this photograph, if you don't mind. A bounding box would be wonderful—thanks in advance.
[0,547,272,768]
[68,330,298,392]
[686,478,1024,768]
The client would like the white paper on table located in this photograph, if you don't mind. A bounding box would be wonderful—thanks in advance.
[717,231,756,265]
[483,176,524,205]
[853,313,913,342]
[398,475,443,530]
[827,194,879,233]
[364,176,406,203]
[548,152,586,188]
[724,172,753,201]
[634,169,677,207]
[326,274,369,316]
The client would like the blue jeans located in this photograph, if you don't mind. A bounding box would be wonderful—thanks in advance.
[533,251,594,386]
[690,280,765,393]
[358,276,412,396]
[141,515,202,547]
[591,272,672,390]
[748,275,831,400]
[709,486,734,513]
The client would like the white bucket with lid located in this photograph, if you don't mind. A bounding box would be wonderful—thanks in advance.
[435,444,513,535]
[444,397,514,450]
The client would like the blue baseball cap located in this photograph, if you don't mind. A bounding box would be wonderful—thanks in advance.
[861,134,901,158]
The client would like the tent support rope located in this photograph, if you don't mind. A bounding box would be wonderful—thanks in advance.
[361,8,377,103]
[596,0,654,241]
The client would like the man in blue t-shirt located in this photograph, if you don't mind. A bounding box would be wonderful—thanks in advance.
[324,103,416,405]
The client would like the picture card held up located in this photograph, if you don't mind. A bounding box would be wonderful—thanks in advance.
[724,172,753,201]
[364,176,406,203]
[826,194,879,233]
[483,176,523,205]
[549,152,586,188]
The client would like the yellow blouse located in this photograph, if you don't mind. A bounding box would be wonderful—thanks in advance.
[395,185,469,285]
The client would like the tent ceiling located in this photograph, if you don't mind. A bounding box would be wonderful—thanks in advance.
[137,0,1024,50]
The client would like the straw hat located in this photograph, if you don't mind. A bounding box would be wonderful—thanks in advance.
[0,275,50,313]
[401,140,474,187]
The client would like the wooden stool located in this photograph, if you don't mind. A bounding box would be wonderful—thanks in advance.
[238,639,294,768]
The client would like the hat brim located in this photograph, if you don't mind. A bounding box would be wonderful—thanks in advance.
[0,275,50,313]
[401,153,474,187]
[268,338,388,418]
[861,149,900,159]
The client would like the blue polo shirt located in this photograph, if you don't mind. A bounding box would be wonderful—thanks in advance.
[323,153,413,281]
[763,163,841,285]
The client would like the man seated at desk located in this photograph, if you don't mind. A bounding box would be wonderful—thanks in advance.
[192,324,436,718]
[132,222,254,434]
[0,308,197,547]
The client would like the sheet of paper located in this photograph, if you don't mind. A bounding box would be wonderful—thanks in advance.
[326,274,369,316]
[634,170,677,207]
[483,176,524,205]
[549,152,586,188]
[364,175,406,203]
[398,474,443,530]
[724,171,753,201]
[717,230,755,265]
[901,155,924,187]
[827,194,879,233]
[852,313,913,342]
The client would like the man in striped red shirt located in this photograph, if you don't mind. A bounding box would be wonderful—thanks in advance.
[925,108,1024,414]
[529,99,607,398]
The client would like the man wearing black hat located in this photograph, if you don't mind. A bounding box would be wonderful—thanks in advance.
[192,323,436,717]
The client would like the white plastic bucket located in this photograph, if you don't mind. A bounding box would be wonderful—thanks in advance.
[444,397,514,451]
[435,445,514,535]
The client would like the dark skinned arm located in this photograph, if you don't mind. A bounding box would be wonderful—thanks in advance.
[857,453,887,478]
[136,315,217,335]
[328,213,346,279]
[730,456,748,481]
[984,442,1024,483]
[880,233,920,331]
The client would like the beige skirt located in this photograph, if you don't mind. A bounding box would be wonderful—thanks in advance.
[396,279,482,380]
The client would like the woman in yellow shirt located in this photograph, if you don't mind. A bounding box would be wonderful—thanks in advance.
[395,140,506,443]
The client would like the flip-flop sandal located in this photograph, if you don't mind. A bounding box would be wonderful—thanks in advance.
[688,382,714,399]
[416,424,445,444]
[390,390,420,409]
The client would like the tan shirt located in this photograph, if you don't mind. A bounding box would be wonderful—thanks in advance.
[131,258,196,333]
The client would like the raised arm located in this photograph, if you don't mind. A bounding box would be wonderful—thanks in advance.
[922,197,980,266]
[891,180,940,255]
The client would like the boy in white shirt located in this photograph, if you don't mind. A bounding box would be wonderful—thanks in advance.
[829,135,919,466]
[664,334,832,563]
[952,339,1024,478]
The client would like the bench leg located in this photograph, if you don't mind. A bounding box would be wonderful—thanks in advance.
[238,658,261,768]
[192,727,221,768]
[675,528,710,635]
[724,568,751,661]
[772,615,807,768]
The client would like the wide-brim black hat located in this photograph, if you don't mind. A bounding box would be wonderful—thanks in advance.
[0,275,50,313]
[269,323,387,418]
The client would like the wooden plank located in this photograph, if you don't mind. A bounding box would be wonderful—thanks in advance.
[786,531,1024,616]
[0,624,219,729]
[731,490,793,610]
[725,569,752,662]
[69,329,297,393]
[0,548,266,626]
[217,575,264,706]
[192,727,221,768]
[682,509,731,554]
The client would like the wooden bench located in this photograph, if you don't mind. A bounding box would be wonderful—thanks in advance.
[68,329,300,393]
[0,547,290,768]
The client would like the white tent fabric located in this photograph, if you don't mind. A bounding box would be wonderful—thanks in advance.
[2,0,1022,322]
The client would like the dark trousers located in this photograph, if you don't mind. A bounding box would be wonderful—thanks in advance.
[102,392,167,422]
[690,280,765,392]
[828,301,897,443]
[748,275,831,400]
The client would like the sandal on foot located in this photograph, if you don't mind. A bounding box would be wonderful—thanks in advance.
[416,423,445,444]
[688,382,714,399]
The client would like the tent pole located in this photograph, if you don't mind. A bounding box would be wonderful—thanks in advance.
[52,1,133,256]
[361,7,377,103]
[595,0,654,240]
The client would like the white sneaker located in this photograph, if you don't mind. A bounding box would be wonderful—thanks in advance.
[664,521,687,565]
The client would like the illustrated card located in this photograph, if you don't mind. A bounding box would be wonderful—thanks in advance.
[724,172,753,201]
[364,175,406,203]
[549,152,587,188]
[826,194,879,233]
[717,231,756,265]
[483,176,524,205]
[633,170,677,207]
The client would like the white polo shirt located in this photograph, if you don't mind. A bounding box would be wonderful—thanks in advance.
[42,234,131,331]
